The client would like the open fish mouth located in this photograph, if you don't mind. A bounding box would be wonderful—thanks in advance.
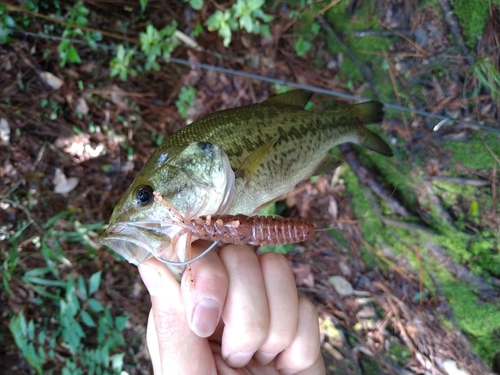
[101,222,177,265]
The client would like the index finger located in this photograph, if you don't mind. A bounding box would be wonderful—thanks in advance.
[181,241,229,338]
[138,257,216,375]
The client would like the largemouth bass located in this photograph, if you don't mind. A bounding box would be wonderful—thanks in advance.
[101,89,392,268]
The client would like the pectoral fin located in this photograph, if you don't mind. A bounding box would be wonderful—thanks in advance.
[264,89,314,108]
[235,136,279,180]
[311,154,344,176]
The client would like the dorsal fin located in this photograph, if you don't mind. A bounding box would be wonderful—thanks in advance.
[263,89,314,108]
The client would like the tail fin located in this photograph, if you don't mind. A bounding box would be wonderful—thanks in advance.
[347,101,393,157]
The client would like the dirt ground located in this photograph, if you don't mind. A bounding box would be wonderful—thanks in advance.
[1,1,499,374]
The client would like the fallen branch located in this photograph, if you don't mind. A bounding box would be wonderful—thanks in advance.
[426,242,500,300]
[341,144,410,216]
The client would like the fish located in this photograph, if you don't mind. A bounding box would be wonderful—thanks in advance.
[101,89,392,271]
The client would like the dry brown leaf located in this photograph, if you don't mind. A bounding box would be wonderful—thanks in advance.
[76,97,89,115]
[53,168,79,194]
[0,118,10,145]
[39,71,64,90]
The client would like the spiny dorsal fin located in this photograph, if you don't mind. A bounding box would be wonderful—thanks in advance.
[263,89,314,108]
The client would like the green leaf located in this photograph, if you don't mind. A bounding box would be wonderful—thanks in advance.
[114,315,128,331]
[111,352,125,371]
[0,4,6,14]
[189,0,203,10]
[247,0,264,11]
[88,298,104,312]
[88,271,101,295]
[0,28,11,44]
[80,310,96,327]
[43,209,78,230]
[4,15,16,28]
[27,319,35,340]
[219,24,232,46]
[37,346,46,362]
[116,44,125,60]
[193,23,203,37]
[22,276,67,287]
[67,46,81,64]
[469,200,479,216]
[139,0,148,12]
[77,275,87,300]
[294,36,311,57]
[240,13,253,33]
[205,11,223,31]
[76,15,88,26]
[38,330,45,345]
[260,24,271,37]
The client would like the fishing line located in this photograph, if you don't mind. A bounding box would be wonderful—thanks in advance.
[10,29,500,133]
[157,240,220,267]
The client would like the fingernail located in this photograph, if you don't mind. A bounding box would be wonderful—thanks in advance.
[226,351,253,368]
[254,351,276,365]
[138,264,162,296]
[191,298,220,337]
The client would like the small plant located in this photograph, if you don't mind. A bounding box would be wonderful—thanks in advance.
[140,22,179,71]
[289,7,320,57]
[205,0,273,46]
[4,209,129,374]
[58,1,103,67]
[175,86,197,119]
[0,4,16,43]
[9,271,128,375]
[109,45,137,81]
[468,56,500,102]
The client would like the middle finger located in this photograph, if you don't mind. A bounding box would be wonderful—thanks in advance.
[219,244,270,368]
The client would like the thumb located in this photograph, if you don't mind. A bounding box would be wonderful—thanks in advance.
[138,258,216,375]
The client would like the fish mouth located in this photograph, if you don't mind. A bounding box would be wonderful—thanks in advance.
[101,222,175,265]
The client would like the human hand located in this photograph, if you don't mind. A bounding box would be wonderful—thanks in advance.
[138,242,325,375]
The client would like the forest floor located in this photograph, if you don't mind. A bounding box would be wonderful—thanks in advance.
[1,0,500,374]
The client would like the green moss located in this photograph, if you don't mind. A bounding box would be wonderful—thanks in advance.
[450,0,490,49]
[360,150,418,208]
[342,159,500,363]
[443,133,500,170]
[435,275,500,362]
[387,341,411,366]
[324,0,394,101]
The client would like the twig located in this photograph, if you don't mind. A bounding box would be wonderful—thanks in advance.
[374,18,430,58]
[363,188,434,234]
[317,15,381,100]
[424,182,455,227]
[426,242,500,299]
[430,176,490,187]
[3,3,137,43]
[341,144,410,216]
[382,50,411,146]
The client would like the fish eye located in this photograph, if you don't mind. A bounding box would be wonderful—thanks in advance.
[134,185,154,207]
